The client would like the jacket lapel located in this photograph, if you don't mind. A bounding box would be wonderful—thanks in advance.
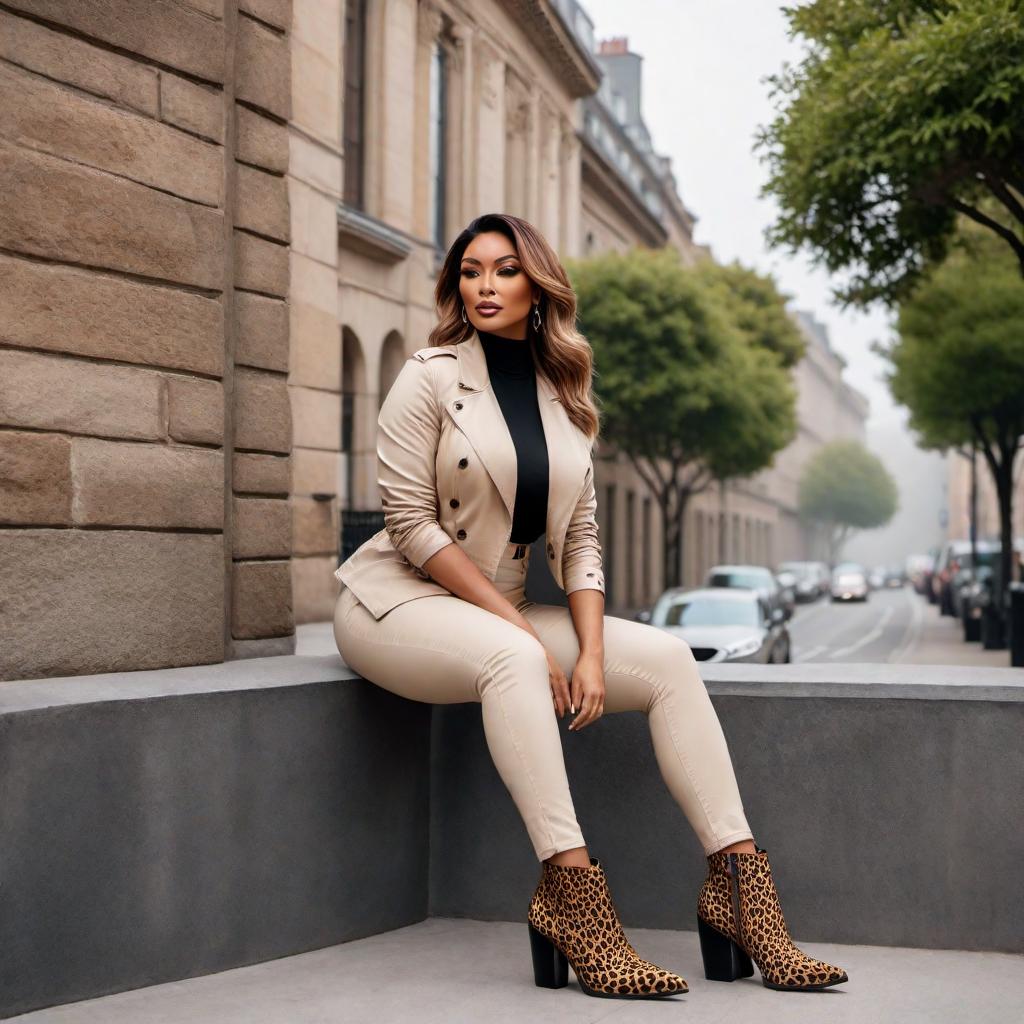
[449,329,590,542]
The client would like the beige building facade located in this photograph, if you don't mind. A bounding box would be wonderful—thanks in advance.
[0,0,869,680]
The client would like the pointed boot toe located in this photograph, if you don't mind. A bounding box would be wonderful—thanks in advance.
[696,846,849,991]
[528,856,688,999]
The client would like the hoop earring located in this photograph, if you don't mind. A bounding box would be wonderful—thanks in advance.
[532,303,542,332]
[461,305,468,324]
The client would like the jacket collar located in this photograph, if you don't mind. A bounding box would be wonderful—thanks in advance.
[449,329,591,538]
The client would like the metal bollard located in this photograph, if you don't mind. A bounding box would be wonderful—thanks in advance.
[1010,582,1024,668]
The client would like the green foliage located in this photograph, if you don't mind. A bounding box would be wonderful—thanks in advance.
[687,259,807,369]
[565,247,797,480]
[799,439,899,531]
[878,222,1024,449]
[758,0,1024,307]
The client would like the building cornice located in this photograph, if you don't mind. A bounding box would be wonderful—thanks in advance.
[505,0,601,98]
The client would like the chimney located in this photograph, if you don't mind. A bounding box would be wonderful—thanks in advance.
[598,36,629,56]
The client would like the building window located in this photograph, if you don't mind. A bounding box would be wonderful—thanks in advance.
[343,0,368,209]
[428,39,448,250]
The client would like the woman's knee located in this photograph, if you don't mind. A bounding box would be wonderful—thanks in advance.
[643,630,706,701]
[477,630,551,699]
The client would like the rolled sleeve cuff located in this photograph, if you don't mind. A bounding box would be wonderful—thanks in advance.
[393,521,455,570]
[563,568,606,597]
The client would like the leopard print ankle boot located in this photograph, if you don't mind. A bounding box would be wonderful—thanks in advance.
[696,845,849,990]
[527,855,687,999]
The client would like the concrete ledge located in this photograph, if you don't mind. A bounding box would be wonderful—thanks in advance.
[0,658,430,1020]
[429,663,1024,956]
[2,656,1021,1018]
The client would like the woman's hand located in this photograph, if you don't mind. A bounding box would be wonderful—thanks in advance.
[568,650,605,731]
[544,647,572,718]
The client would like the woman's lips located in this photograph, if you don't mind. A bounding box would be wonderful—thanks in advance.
[476,306,501,316]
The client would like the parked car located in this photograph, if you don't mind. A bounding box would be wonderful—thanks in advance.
[830,562,869,602]
[905,553,934,595]
[949,543,1002,619]
[774,570,798,618]
[644,587,790,663]
[932,539,1001,617]
[704,564,790,621]
[960,565,995,642]
[777,560,827,602]
[883,564,907,588]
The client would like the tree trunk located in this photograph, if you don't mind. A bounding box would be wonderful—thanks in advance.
[718,480,727,563]
[995,458,1015,613]
[659,486,690,591]
[978,427,1019,615]
[969,441,978,584]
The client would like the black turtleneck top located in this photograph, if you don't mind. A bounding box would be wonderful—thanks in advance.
[478,329,550,545]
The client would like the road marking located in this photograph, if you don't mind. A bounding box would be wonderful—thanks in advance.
[794,644,828,663]
[888,587,924,663]
[829,604,895,659]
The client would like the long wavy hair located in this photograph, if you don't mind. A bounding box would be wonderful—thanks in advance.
[426,213,602,443]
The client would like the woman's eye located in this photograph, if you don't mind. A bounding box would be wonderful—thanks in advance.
[461,268,520,277]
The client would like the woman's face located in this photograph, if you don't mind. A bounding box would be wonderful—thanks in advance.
[458,231,540,340]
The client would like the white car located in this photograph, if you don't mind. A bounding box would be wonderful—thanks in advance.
[831,562,869,602]
[645,587,791,664]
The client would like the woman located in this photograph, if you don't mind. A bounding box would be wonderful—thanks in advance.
[333,213,848,999]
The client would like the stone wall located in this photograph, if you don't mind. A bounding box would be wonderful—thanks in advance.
[0,0,294,680]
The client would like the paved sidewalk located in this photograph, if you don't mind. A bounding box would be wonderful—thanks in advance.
[9,917,1022,1024]
[894,594,1014,667]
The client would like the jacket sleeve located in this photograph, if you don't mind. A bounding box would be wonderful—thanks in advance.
[376,356,454,570]
[561,459,606,597]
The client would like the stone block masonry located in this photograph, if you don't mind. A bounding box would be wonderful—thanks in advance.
[0,1,295,680]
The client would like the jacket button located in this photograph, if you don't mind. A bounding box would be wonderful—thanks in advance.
[449,498,460,508]
[457,529,467,540]
[458,457,468,468]
[454,402,463,411]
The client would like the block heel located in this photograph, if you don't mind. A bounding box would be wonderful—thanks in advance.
[528,921,568,988]
[695,846,849,990]
[526,856,687,997]
[697,915,754,981]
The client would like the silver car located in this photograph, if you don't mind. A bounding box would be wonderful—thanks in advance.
[831,562,869,602]
[645,587,790,664]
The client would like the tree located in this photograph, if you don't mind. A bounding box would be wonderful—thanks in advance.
[758,0,1024,307]
[799,439,899,562]
[687,259,807,369]
[566,247,797,588]
[874,223,1024,607]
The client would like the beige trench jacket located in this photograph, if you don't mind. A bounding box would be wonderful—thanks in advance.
[334,328,605,620]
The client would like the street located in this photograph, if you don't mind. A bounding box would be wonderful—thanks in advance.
[787,585,1010,666]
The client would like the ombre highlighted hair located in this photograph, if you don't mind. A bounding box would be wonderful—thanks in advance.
[427,213,602,444]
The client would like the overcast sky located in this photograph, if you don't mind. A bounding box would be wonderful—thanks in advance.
[581,0,900,433]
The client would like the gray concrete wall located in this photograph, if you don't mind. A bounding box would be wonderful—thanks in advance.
[430,665,1024,956]
[0,657,430,1020]
[2,659,1021,1018]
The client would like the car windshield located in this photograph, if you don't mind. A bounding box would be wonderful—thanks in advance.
[708,571,767,590]
[955,549,999,570]
[779,563,813,578]
[654,596,761,628]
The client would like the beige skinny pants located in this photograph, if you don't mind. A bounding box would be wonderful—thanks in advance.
[333,540,754,862]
